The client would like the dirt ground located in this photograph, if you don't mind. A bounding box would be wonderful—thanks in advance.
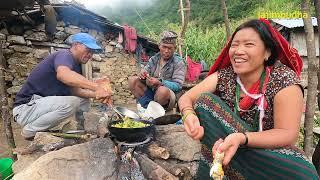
[0,120,29,158]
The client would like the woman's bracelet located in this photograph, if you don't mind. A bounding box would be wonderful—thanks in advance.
[242,132,248,146]
[181,106,194,113]
[182,111,196,122]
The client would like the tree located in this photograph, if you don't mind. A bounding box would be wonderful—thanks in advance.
[314,0,320,111]
[221,0,231,39]
[178,0,190,57]
[0,42,17,160]
[301,0,319,158]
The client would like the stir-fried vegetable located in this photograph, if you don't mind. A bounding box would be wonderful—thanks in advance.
[111,116,150,128]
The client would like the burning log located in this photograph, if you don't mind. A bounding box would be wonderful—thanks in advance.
[147,143,170,160]
[134,153,179,180]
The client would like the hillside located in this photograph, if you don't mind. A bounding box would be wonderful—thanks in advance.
[90,0,309,65]
[93,0,302,35]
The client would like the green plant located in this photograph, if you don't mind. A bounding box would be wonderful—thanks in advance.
[296,114,320,149]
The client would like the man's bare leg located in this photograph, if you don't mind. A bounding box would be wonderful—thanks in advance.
[154,86,171,106]
[128,76,148,98]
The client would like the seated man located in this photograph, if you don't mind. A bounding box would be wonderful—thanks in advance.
[13,33,112,140]
[128,31,186,110]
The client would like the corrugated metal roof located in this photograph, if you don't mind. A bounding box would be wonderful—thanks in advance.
[271,17,318,28]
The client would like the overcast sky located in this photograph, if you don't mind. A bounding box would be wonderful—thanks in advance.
[67,0,155,9]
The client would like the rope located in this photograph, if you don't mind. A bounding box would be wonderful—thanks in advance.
[134,8,153,35]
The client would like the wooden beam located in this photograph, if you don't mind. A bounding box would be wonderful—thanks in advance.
[31,41,70,48]
[0,41,17,160]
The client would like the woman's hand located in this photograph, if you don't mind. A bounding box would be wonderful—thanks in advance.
[212,133,246,165]
[183,113,204,140]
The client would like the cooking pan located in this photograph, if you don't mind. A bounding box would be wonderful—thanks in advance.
[108,120,154,143]
[152,114,181,125]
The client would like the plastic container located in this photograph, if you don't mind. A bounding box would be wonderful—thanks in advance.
[0,158,13,180]
[145,101,165,119]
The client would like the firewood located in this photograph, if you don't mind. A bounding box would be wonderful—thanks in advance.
[154,159,193,180]
[147,143,170,160]
[13,144,42,155]
[134,153,178,180]
[154,159,182,176]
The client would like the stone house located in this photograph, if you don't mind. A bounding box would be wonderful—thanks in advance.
[0,2,158,107]
[271,17,319,87]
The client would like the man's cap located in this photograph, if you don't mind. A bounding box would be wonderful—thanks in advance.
[160,31,178,44]
[71,33,102,50]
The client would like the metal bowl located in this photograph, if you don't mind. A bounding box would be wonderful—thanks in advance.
[114,106,140,119]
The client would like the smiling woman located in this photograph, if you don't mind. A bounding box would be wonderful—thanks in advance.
[178,19,319,179]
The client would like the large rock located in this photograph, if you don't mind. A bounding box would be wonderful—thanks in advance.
[24,30,34,37]
[12,78,26,86]
[3,48,14,55]
[105,45,113,53]
[83,112,103,133]
[92,54,102,62]
[0,28,9,35]
[13,132,65,173]
[7,35,26,45]
[7,85,22,94]
[54,31,68,40]
[155,125,201,161]
[0,33,6,40]
[13,138,118,180]
[36,23,45,31]
[26,32,48,42]
[57,21,65,27]
[9,45,33,53]
[64,26,81,35]
[7,57,20,65]
[33,49,50,59]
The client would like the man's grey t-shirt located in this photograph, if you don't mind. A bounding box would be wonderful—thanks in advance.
[14,50,81,107]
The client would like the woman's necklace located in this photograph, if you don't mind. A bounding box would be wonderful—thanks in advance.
[234,69,267,131]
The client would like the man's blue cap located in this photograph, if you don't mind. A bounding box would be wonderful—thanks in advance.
[71,33,102,50]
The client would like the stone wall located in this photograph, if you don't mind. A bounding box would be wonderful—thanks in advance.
[1,21,138,108]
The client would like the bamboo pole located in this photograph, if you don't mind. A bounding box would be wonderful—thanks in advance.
[0,41,17,160]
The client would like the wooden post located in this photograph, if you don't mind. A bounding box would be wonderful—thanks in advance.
[301,0,319,158]
[314,0,320,111]
[221,0,231,40]
[0,41,17,160]
[178,0,190,57]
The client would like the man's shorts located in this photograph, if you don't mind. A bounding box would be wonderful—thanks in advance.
[137,87,176,110]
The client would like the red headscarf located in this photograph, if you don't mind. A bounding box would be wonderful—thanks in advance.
[208,18,303,77]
